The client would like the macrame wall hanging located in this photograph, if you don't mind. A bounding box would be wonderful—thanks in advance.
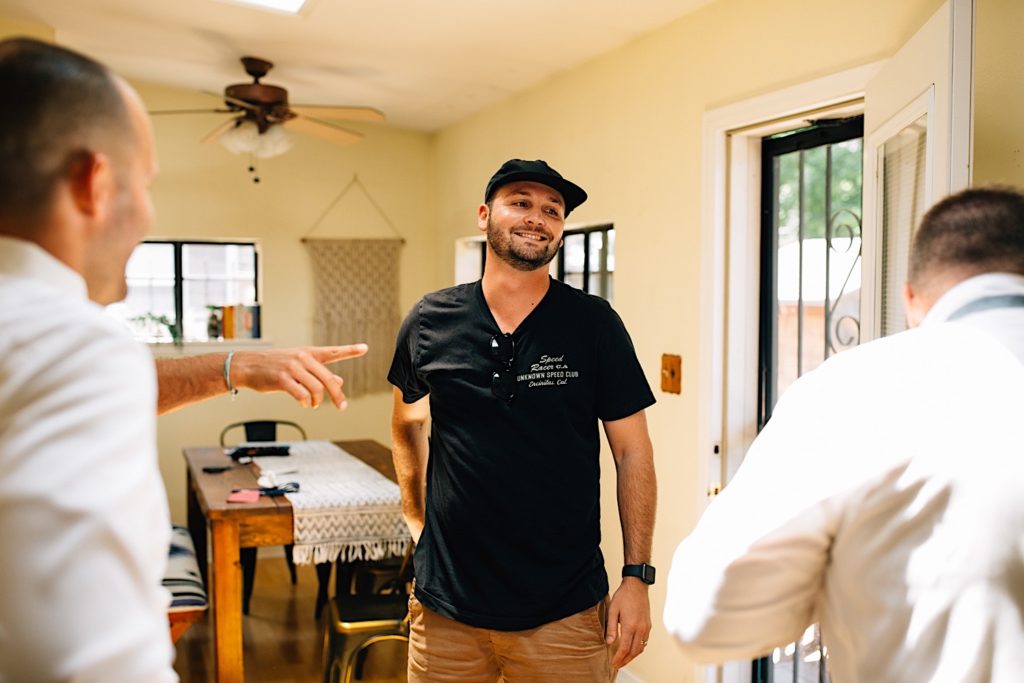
[302,175,403,398]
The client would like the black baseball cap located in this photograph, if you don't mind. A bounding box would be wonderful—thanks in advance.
[484,159,588,217]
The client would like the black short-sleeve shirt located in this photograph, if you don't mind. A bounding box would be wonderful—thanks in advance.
[388,278,655,630]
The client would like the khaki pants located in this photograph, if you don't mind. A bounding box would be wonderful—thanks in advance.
[407,592,617,683]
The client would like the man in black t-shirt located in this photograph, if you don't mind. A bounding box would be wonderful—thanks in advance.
[389,159,657,682]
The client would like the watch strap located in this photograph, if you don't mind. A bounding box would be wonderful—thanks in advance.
[622,563,656,585]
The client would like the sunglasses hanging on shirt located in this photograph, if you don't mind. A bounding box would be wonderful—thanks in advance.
[490,333,516,403]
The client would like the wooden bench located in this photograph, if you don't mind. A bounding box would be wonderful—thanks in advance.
[165,524,208,643]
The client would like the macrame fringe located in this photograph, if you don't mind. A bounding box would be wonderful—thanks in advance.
[313,313,397,397]
[291,537,410,565]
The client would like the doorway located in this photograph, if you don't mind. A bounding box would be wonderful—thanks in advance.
[758,116,864,427]
[751,115,864,683]
[698,4,973,682]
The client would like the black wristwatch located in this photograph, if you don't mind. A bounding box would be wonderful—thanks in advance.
[622,563,656,585]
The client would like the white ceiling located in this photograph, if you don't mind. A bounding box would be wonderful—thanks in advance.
[0,0,714,131]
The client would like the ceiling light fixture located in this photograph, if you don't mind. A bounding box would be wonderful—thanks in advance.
[220,0,307,15]
[218,120,293,159]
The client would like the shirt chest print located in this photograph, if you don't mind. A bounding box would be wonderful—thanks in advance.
[517,353,581,388]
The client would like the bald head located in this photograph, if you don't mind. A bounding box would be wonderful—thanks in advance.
[0,37,134,231]
[0,38,157,305]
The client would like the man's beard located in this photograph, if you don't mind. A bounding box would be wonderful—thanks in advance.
[486,217,560,272]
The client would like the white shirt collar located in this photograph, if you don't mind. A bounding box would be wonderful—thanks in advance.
[0,235,89,302]
[922,272,1024,325]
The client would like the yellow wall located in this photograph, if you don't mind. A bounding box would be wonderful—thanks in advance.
[0,17,53,41]
[134,79,437,523]
[974,0,1024,186]
[13,2,1017,680]
[0,20,436,528]
[432,0,941,680]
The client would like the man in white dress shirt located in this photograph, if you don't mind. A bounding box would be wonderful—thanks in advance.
[0,37,375,682]
[0,38,176,682]
[665,186,1024,682]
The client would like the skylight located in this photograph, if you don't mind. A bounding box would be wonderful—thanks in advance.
[223,0,307,14]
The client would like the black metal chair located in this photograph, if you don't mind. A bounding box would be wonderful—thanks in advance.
[219,419,307,615]
[220,419,307,447]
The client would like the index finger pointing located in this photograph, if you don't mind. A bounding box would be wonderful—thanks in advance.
[308,344,369,364]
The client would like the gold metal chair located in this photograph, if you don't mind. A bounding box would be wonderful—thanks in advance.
[321,545,413,683]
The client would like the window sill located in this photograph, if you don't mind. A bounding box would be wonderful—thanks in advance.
[147,339,272,358]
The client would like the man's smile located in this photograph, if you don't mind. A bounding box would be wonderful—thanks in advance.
[512,229,549,243]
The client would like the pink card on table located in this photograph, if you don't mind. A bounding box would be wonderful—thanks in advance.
[226,489,260,504]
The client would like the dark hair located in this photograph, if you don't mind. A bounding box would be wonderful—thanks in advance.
[0,37,131,225]
[909,186,1024,286]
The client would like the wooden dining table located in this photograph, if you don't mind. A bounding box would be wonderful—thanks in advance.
[183,439,397,683]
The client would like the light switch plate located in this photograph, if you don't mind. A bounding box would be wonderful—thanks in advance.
[661,354,682,394]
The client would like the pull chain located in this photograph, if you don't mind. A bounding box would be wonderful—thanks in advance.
[247,154,260,184]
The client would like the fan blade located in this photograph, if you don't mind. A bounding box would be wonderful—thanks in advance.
[202,90,258,111]
[200,118,240,144]
[289,105,384,123]
[150,108,234,116]
[285,116,364,146]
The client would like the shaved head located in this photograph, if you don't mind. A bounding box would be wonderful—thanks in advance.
[910,187,1024,287]
[0,37,134,230]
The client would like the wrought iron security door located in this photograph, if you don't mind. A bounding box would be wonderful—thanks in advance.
[754,116,864,683]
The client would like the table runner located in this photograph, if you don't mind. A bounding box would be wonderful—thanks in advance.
[252,440,409,564]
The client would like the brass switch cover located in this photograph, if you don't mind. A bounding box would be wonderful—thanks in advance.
[661,354,682,394]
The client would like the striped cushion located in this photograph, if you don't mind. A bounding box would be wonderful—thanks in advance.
[165,524,208,613]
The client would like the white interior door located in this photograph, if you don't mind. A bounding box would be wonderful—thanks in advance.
[860,0,974,341]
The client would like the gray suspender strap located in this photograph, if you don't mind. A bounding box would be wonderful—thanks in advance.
[946,294,1024,322]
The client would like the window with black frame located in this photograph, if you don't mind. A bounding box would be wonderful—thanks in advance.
[557,224,615,301]
[107,240,260,343]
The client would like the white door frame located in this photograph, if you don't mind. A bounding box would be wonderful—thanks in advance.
[695,3,973,681]
[696,61,880,683]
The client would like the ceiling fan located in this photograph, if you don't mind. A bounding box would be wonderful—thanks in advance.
[150,56,385,157]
